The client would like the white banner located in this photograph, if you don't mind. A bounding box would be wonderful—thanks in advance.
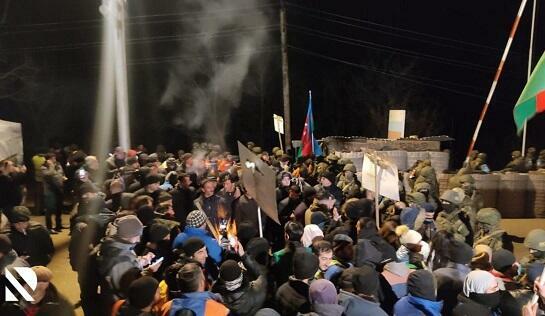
[273,114,284,134]
[361,152,400,201]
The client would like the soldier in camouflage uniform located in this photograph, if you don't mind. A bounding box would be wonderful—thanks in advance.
[463,150,479,170]
[336,163,361,198]
[436,189,473,244]
[537,150,545,170]
[525,147,537,171]
[413,182,439,210]
[414,165,439,197]
[453,174,483,231]
[520,228,545,266]
[473,208,511,252]
[502,150,527,173]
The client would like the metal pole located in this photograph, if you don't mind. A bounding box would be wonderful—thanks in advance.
[465,0,528,162]
[280,1,292,148]
[374,160,380,229]
[278,132,284,152]
[257,206,263,238]
[522,0,537,156]
[113,0,131,150]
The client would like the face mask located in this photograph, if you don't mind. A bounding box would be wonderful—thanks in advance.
[469,292,501,309]
[441,202,456,213]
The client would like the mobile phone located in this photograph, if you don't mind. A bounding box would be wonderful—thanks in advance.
[152,257,164,265]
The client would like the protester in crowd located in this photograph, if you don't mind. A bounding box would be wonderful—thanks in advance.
[338,265,388,316]
[394,269,443,316]
[275,250,319,316]
[6,206,54,266]
[172,210,222,264]
[452,270,503,315]
[0,266,74,316]
[166,262,229,316]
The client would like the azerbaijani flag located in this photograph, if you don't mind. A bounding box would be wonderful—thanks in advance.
[299,91,323,157]
[514,52,545,132]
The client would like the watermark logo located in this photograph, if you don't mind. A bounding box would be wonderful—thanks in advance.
[5,267,37,302]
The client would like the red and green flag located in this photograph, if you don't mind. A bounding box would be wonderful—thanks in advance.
[514,52,545,132]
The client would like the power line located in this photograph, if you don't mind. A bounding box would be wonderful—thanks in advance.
[2,3,278,31]
[2,7,279,35]
[49,45,279,70]
[288,23,497,75]
[285,2,506,53]
[288,45,492,99]
[1,24,279,53]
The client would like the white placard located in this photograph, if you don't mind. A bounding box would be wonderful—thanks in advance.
[361,152,400,201]
[388,109,406,139]
[273,114,284,134]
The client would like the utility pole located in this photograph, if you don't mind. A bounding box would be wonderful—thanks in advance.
[280,0,291,149]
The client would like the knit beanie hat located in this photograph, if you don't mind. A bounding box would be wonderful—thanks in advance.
[115,215,144,239]
[310,211,328,227]
[309,279,338,304]
[136,205,155,226]
[293,249,319,280]
[449,240,474,264]
[11,206,31,223]
[352,265,379,296]
[128,276,159,309]
[186,210,207,228]
[407,269,436,301]
[0,235,12,254]
[400,207,419,229]
[32,266,53,283]
[182,237,205,257]
[219,260,242,282]
[321,171,336,185]
[149,223,170,242]
[395,225,422,245]
[491,249,516,273]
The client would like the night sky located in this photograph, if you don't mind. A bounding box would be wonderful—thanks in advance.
[1,0,544,170]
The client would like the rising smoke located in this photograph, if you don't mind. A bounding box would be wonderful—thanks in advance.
[160,0,270,149]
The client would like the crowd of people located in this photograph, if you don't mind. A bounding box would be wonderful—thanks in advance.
[0,141,544,316]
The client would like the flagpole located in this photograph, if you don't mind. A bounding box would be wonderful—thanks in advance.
[522,0,537,156]
[309,90,314,155]
[465,0,527,163]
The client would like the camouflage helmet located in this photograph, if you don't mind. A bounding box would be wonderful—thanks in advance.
[406,192,427,206]
[477,153,487,161]
[414,182,431,193]
[338,158,352,166]
[476,208,502,226]
[419,166,436,179]
[271,147,280,155]
[524,229,545,251]
[251,146,262,155]
[512,150,522,158]
[458,174,475,184]
[275,149,284,158]
[326,153,339,163]
[440,189,463,206]
[343,163,357,173]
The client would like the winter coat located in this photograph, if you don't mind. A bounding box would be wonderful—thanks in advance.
[357,230,397,262]
[337,290,388,316]
[172,227,223,264]
[394,295,443,316]
[211,254,267,316]
[452,293,499,316]
[434,262,471,316]
[170,186,196,227]
[7,223,54,266]
[297,303,345,316]
[0,283,75,316]
[97,237,141,293]
[275,279,311,316]
[168,291,229,316]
